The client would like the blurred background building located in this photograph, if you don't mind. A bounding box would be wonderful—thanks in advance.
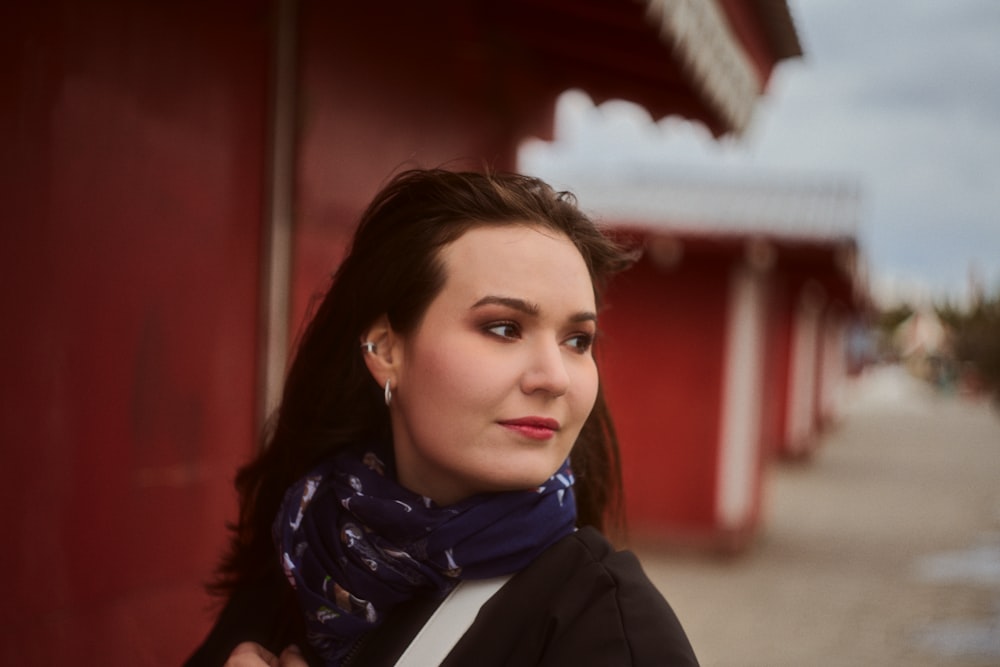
[2,0,812,663]
[587,174,864,548]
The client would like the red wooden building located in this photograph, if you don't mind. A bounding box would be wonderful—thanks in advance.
[1,1,800,663]
[581,175,864,548]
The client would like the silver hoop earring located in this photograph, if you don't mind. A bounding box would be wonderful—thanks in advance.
[361,342,376,354]
[384,379,392,406]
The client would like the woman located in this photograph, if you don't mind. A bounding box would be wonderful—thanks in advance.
[187,169,699,666]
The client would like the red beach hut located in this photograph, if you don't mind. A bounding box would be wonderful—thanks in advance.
[576,175,864,547]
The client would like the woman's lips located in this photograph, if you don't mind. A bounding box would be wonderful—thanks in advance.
[498,417,560,440]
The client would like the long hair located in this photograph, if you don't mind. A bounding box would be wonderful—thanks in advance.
[212,169,635,595]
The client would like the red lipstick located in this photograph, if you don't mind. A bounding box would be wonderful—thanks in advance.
[498,417,560,440]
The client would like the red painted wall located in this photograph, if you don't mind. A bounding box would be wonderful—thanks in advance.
[760,272,794,459]
[775,254,854,458]
[288,1,532,329]
[600,252,730,537]
[599,236,855,545]
[1,1,268,663]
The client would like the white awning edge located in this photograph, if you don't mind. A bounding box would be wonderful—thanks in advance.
[644,0,762,134]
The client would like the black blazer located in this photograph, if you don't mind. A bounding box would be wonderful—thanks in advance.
[186,527,699,666]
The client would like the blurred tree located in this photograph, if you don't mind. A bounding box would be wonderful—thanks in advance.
[949,293,1000,401]
[874,303,913,361]
[877,303,913,332]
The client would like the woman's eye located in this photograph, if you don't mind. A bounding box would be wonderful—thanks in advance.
[565,333,594,353]
[485,322,520,340]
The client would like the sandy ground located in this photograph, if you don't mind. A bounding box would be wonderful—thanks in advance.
[634,365,1000,667]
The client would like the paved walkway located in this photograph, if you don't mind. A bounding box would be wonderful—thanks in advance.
[636,365,1000,666]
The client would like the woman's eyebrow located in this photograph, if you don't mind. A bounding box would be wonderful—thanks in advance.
[472,295,596,324]
[472,295,540,316]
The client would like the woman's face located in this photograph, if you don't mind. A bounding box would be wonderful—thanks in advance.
[389,224,599,506]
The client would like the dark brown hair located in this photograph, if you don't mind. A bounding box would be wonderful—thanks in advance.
[212,169,634,595]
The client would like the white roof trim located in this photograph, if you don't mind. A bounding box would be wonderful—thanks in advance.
[577,177,862,241]
[644,0,761,134]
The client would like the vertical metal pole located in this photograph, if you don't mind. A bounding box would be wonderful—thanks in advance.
[258,0,298,433]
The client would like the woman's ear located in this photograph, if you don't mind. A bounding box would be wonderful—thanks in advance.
[359,315,401,387]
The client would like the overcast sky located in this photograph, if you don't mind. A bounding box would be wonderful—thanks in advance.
[519,0,1000,307]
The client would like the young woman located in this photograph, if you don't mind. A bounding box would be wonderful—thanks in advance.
[186,169,699,666]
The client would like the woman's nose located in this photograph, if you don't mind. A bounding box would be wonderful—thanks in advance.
[520,339,570,396]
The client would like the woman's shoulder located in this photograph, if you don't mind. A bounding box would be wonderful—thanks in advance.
[519,526,681,611]
[518,525,648,590]
[444,527,700,666]
[560,524,636,565]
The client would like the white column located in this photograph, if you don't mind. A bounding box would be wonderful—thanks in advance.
[819,310,847,424]
[785,283,824,455]
[716,265,767,529]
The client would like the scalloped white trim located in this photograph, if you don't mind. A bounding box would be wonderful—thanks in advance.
[644,0,761,134]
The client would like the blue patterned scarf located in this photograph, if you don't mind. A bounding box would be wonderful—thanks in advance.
[274,443,577,665]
